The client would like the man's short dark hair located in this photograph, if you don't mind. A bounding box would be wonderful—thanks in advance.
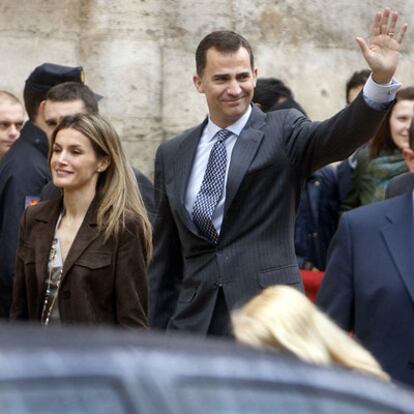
[23,88,47,121]
[195,31,254,76]
[46,82,99,114]
[345,70,370,103]
[253,78,293,113]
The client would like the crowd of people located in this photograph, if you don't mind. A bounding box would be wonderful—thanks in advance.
[0,6,413,388]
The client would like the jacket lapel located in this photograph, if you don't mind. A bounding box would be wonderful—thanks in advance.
[381,191,414,303]
[224,106,266,215]
[60,197,101,281]
[174,120,207,235]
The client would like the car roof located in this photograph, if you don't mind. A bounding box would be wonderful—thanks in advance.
[1,323,414,414]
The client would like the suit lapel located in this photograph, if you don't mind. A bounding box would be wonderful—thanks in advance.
[224,106,266,215]
[174,120,207,235]
[381,191,414,303]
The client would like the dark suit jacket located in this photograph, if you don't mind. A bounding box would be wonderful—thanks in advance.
[316,190,414,386]
[10,196,149,328]
[40,167,156,223]
[150,95,388,334]
[385,172,414,199]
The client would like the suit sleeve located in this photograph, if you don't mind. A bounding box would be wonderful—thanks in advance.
[149,145,183,329]
[281,92,389,178]
[115,219,149,329]
[9,208,29,320]
[316,213,355,331]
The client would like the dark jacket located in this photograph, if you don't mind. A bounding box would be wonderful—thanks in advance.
[40,168,155,223]
[317,190,414,386]
[295,165,340,271]
[0,121,50,317]
[10,196,149,328]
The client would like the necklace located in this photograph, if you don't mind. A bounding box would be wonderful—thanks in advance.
[41,238,64,326]
[41,210,65,326]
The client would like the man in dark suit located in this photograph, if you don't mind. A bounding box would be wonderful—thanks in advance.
[316,120,414,386]
[150,9,407,336]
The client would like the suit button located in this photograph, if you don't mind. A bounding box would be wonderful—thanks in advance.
[408,360,414,369]
[62,291,71,300]
[314,180,320,187]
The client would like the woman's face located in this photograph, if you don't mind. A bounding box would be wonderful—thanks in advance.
[50,128,107,193]
[390,99,414,149]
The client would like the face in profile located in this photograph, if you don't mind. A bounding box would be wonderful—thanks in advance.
[50,127,108,193]
[0,101,25,159]
[389,99,414,149]
[193,46,257,128]
[43,99,86,143]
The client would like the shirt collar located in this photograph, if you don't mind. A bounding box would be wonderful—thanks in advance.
[206,105,252,142]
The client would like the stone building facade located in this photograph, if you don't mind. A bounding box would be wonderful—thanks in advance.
[1,0,413,176]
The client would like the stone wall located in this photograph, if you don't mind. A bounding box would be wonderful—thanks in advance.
[1,0,413,177]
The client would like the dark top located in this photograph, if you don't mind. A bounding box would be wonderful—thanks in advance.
[0,121,50,317]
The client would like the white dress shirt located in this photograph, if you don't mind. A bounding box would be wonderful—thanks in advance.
[185,76,400,235]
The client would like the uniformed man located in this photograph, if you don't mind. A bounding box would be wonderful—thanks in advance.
[0,63,89,317]
[0,91,25,160]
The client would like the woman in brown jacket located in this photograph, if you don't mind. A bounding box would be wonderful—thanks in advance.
[10,114,152,328]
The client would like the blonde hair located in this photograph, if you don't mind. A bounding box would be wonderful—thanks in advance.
[232,286,389,381]
[49,113,152,263]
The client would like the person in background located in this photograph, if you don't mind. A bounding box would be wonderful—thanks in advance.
[252,78,307,114]
[232,286,388,381]
[0,91,25,160]
[317,117,414,387]
[10,113,151,328]
[0,63,89,318]
[342,87,414,210]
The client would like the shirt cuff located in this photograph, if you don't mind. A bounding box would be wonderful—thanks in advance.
[362,74,401,111]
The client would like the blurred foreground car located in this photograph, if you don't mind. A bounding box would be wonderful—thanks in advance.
[0,324,413,413]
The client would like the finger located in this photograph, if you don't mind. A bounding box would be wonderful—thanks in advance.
[387,11,399,35]
[356,37,370,58]
[380,7,391,34]
[396,23,408,44]
[371,11,382,36]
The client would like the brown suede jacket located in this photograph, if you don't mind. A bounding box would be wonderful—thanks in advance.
[10,196,149,328]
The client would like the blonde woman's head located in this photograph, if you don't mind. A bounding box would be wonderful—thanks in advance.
[232,286,388,381]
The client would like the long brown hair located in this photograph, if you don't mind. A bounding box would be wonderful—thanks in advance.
[49,113,152,263]
[369,87,414,158]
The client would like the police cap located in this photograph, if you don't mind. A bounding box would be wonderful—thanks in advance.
[25,63,84,93]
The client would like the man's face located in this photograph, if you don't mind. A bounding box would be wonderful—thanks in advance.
[193,47,257,128]
[0,101,25,159]
[43,99,86,142]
